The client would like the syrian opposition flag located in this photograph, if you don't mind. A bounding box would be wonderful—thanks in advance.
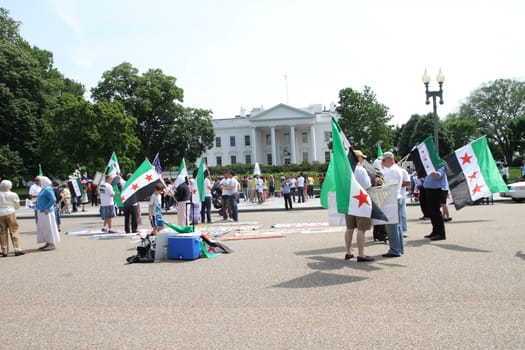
[120,159,163,207]
[442,136,508,210]
[174,158,188,188]
[196,158,207,203]
[105,152,121,177]
[68,178,84,197]
[410,136,443,178]
[329,118,372,217]
[377,143,383,158]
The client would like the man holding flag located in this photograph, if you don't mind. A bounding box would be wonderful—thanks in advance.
[376,152,406,257]
[344,150,375,262]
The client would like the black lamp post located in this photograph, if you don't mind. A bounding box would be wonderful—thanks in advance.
[423,69,445,153]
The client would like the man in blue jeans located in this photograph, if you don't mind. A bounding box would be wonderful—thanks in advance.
[376,152,406,257]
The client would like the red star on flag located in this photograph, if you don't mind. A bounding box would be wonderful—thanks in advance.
[468,171,478,181]
[132,183,139,190]
[120,195,126,202]
[472,183,484,194]
[460,152,472,164]
[145,174,153,182]
[352,190,370,208]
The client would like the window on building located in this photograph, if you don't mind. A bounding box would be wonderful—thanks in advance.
[231,155,236,164]
[215,137,221,148]
[324,151,330,163]
[283,133,290,145]
[244,135,250,146]
[245,154,251,164]
[324,131,331,142]
[303,152,308,162]
[216,156,222,166]
[267,153,272,165]
[284,158,291,165]
[302,132,308,143]
[266,134,271,145]
[230,136,236,147]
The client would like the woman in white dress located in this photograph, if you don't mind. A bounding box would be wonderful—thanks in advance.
[36,176,60,251]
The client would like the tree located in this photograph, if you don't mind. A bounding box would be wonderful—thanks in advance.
[441,113,479,151]
[459,79,525,163]
[336,86,393,157]
[91,62,214,166]
[397,114,422,157]
[408,113,452,157]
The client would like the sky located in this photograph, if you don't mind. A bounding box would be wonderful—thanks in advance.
[2,0,525,126]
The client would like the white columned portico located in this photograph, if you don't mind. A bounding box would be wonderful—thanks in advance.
[270,126,277,165]
[290,125,296,164]
[310,123,317,162]
[250,126,257,164]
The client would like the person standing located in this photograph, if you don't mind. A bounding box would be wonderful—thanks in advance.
[398,166,410,238]
[99,175,116,233]
[376,152,405,258]
[28,176,41,223]
[296,173,305,203]
[242,176,249,202]
[344,150,374,262]
[122,173,138,233]
[52,181,64,232]
[501,163,509,184]
[0,180,24,257]
[289,176,297,202]
[35,176,60,251]
[175,177,190,226]
[423,167,447,241]
[268,175,275,198]
[200,170,213,224]
[307,174,315,199]
[149,182,165,235]
[255,175,264,204]
[280,176,292,210]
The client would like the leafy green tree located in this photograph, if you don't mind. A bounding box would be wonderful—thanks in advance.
[408,113,452,157]
[441,113,479,150]
[397,114,422,157]
[336,86,394,157]
[459,79,525,163]
[91,62,214,166]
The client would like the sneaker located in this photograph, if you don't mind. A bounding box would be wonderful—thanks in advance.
[108,229,117,233]
[101,227,107,232]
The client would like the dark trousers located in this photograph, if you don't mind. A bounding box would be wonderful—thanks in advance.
[124,205,138,233]
[201,197,212,223]
[283,193,292,210]
[419,185,430,217]
[297,186,304,203]
[221,195,231,219]
[426,188,446,238]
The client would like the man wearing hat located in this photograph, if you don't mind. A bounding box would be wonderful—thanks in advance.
[376,151,409,257]
[344,150,374,262]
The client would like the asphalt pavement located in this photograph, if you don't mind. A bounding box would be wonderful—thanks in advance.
[2,194,524,349]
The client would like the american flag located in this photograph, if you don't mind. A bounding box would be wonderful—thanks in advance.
[152,153,164,182]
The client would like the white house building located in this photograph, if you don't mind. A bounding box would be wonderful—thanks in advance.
[202,103,338,167]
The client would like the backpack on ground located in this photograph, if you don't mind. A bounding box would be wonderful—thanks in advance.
[126,235,156,263]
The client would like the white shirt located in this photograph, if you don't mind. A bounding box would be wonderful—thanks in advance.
[99,182,115,206]
[204,178,212,198]
[399,168,410,199]
[29,183,41,204]
[354,164,372,189]
[0,191,20,216]
[383,164,404,199]
[296,176,305,187]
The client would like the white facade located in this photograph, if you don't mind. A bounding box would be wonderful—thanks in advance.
[202,103,337,166]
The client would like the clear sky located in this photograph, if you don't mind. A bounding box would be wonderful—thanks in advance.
[2,0,524,125]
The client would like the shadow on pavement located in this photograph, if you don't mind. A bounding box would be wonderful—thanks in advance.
[273,271,367,288]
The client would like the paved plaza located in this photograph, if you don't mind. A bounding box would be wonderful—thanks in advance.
[1,196,524,349]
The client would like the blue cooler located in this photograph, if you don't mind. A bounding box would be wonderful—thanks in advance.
[168,236,202,260]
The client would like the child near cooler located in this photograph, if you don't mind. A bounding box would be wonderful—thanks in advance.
[148,183,165,235]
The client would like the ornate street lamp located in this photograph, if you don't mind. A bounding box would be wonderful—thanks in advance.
[423,69,445,153]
